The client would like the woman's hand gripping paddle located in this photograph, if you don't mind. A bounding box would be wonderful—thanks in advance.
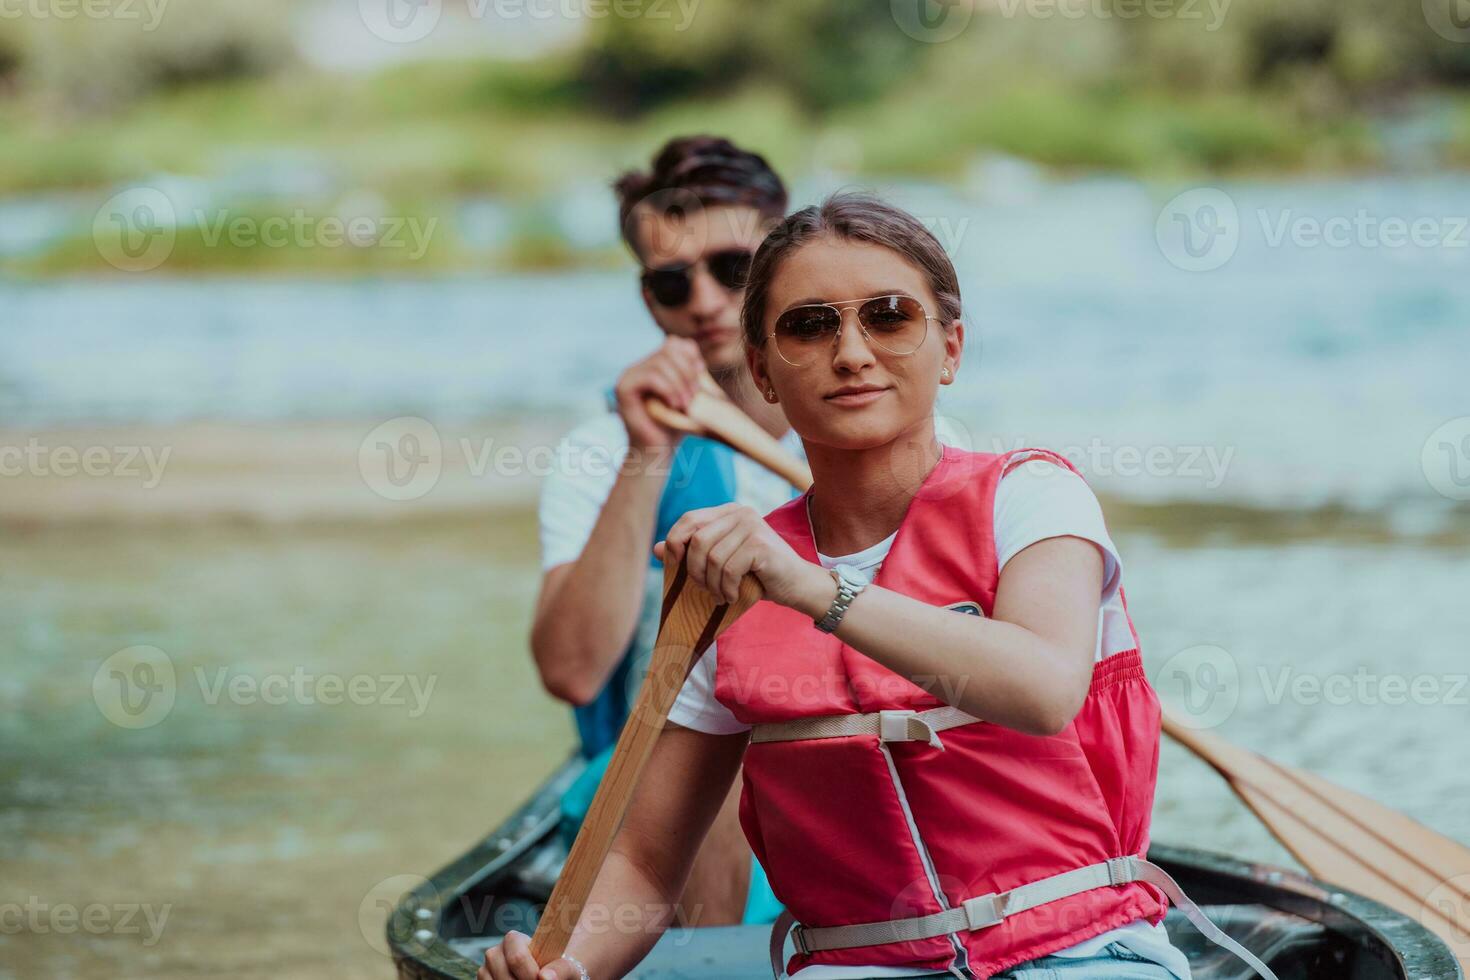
[527,554,764,966]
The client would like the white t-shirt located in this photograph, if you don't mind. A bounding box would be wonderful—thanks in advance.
[538,413,808,572]
[538,413,969,573]
[667,456,1189,980]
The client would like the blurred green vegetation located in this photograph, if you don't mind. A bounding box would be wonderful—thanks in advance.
[2,0,1468,274]
[2,0,1468,195]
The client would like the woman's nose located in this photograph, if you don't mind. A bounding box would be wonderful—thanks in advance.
[831,307,877,370]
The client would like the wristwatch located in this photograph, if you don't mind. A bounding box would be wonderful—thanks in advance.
[814,563,868,633]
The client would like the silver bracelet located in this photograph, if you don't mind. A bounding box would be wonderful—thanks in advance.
[563,953,590,980]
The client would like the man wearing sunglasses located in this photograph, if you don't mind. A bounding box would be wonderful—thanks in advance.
[530,136,795,929]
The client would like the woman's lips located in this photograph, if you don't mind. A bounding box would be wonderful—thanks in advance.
[825,387,890,407]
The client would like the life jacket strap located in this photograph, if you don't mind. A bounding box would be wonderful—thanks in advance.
[767,856,1282,980]
[750,705,982,750]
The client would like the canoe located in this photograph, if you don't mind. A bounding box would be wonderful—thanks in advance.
[387,754,1463,979]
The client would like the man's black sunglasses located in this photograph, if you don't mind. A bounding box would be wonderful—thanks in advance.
[640,249,753,307]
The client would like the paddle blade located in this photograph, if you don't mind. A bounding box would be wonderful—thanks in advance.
[645,380,814,492]
[528,562,763,964]
[1163,713,1470,967]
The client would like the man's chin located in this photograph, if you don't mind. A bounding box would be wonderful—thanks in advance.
[699,337,747,375]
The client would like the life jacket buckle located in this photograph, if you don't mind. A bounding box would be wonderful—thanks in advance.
[879,710,916,742]
[1106,855,1137,886]
[878,709,946,750]
[962,892,1005,930]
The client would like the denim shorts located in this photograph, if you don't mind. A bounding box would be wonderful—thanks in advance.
[990,941,1183,979]
[856,942,1183,980]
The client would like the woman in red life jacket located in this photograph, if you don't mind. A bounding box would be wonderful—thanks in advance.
[481,194,1277,980]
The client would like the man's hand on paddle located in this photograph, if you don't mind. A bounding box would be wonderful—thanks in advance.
[614,335,704,451]
[479,930,583,980]
[655,502,832,613]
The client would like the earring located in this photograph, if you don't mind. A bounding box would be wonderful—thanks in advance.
[940,368,950,379]
[766,387,777,402]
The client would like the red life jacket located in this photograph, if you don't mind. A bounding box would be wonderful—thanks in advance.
[712,446,1169,978]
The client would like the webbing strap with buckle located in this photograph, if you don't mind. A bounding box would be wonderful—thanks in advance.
[750,706,981,750]
[766,856,1282,980]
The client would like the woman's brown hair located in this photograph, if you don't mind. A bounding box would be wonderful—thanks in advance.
[740,193,963,352]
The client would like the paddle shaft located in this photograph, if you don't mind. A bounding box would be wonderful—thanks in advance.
[528,560,762,965]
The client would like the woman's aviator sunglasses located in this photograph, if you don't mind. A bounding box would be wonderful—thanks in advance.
[641,249,753,307]
[771,294,938,366]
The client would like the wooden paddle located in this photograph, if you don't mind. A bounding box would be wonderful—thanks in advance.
[1163,714,1470,968]
[643,372,814,492]
[654,389,1470,966]
[528,554,764,965]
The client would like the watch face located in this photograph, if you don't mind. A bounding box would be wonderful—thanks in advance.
[833,563,869,587]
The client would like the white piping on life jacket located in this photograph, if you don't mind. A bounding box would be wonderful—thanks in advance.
[877,741,973,979]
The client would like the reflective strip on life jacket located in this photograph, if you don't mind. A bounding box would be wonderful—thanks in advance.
[750,705,983,749]
[768,856,1282,980]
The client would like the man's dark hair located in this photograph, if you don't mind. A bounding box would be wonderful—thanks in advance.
[613,136,788,259]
